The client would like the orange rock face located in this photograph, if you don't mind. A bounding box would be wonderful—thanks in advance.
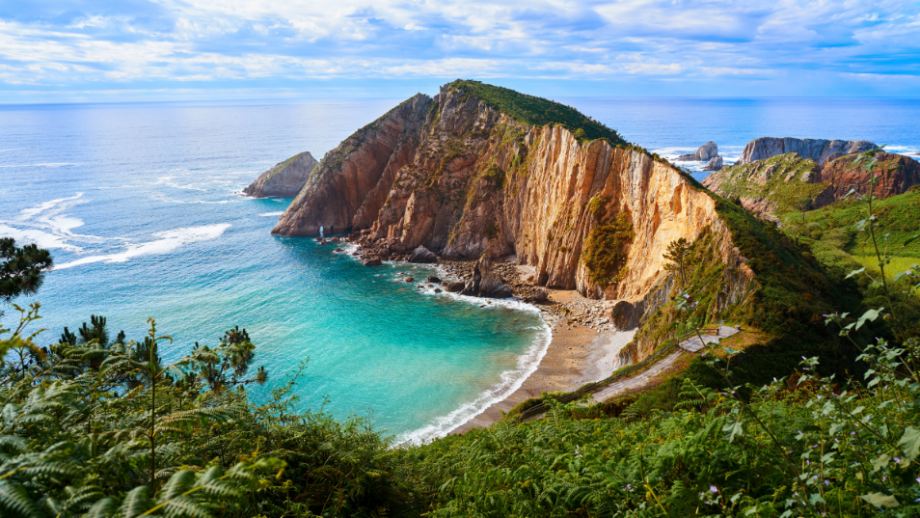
[272,83,753,311]
[818,152,920,200]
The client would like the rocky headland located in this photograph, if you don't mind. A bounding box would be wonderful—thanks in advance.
[735,137,876,166]
[243,151,319,198]
[703,150,920,216]
[268,80,769,366]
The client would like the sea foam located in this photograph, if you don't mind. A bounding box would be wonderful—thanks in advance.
[54,224,231,270]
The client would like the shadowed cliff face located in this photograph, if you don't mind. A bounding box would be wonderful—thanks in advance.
[271,94,431,236]
[273,83,752,309]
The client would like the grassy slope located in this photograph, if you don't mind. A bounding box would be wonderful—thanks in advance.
[710,153,830,213]
[781,188,920,276]
[447,79,627,146]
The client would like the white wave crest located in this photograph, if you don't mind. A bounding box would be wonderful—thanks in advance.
[0,224,83,252]
[259,212,285,217]
[54,224,231,270]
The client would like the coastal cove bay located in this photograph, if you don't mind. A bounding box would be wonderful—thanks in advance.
[1,97,917,442]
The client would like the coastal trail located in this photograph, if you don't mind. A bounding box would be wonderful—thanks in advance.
[590,325,739,403]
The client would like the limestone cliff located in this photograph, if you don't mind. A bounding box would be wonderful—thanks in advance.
[273,80,755,324]
[736,137,876,166]
[243,152,318,198]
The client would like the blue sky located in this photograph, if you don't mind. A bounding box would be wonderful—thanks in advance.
[1,0,919,103]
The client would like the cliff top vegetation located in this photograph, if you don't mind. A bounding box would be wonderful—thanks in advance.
[447,79,627,146]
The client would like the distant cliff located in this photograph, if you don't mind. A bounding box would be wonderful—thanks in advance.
[737,137,876,166]
[704,151,919,215]
[244,151,318,198]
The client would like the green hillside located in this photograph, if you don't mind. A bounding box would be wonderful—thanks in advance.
[448,80,627,145]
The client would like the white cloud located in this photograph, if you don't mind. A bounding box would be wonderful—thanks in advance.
[0,0,916,94]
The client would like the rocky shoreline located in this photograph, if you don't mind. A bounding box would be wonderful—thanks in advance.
[335,229,623,334]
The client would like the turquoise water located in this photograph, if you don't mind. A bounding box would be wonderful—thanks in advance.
[1,97,917,441]
[0,100,548,443]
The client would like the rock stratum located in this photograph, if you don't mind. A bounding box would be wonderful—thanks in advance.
[272,81,758,345]
[736,137,876,166]
[244,151,318,198]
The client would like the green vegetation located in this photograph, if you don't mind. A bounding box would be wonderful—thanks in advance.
[0,237,52,304]
[711,153,831,213]
[3,151,920,517]
[582,195,634,288]
[447,80,626,145]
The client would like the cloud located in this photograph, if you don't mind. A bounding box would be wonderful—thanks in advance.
[0,0,917,97]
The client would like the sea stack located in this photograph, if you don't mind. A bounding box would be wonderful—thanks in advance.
[243,151,318,198]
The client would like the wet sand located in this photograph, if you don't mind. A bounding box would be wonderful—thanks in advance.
[450,289,636,434]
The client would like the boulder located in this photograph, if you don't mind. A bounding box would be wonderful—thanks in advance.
[445,281,465,292]
[610,300,643,330]
[363,257,382,267]
[434,288,442,293]
[404,276,414,283]
[389,242,407,255]
[461,255,513,298]
[427,276,442,284]
[676,141,719,162]
[408,246,438,264]
[333,248,345,253]
[524,289,548,304]
[702,156,723,171]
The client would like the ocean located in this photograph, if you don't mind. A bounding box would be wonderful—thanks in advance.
[1,96,917,442]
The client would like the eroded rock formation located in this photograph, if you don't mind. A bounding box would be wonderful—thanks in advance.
[704,151,919,216]
[677,141,719,162]
[736,137,876,166]
[243,152,318,198]
[272,81,754,323]
[819,152,920,200]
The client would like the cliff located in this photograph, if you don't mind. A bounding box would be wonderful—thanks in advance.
[818,152,920,200]
[736,137,876,166]
[272,80,850,362]
[243,152,318,198]
[703,151,920,216]
[274,81,753,317]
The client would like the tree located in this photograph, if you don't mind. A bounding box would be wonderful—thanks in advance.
[0,238,52,303]
[663,237,690,289]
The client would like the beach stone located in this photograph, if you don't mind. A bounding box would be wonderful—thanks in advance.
[445,281,465,292]
[408,246,438,264]
[404,276,414,282]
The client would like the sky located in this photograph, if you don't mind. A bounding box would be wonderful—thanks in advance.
[1,0,919,103]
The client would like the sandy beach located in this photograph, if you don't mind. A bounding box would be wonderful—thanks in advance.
[450,289,636,434]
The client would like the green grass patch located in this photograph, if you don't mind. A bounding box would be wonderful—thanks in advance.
[710,153,829,213]
[447,80,626,145]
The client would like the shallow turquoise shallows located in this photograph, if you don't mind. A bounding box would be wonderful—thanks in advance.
[1,97,918,441]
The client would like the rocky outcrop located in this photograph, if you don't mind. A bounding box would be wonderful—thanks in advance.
[818,152,920,200]
[460,256,513,299]
[243,152,318,198]
[702,156,723,171]
[736,137,876,166]
[677,142,719,162]
[702,154,832,215]
[273,80,755,352]
[271,95,431,236]
[704,151,919,216]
